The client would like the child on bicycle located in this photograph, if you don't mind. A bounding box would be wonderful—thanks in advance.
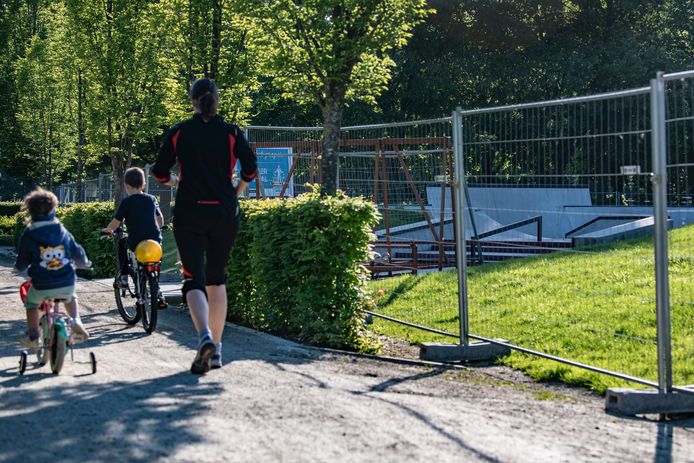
[102,167,167,308]
[14,188,91,350]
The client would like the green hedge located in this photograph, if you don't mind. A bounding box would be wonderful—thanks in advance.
[58,202,116,277]
[5,203,116,276]
[0,201,21,217]
[0,212,24,246]
[226,192,380,353]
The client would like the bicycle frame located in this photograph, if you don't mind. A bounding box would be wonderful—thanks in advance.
[19,281,74,366]
[17,282,97,376]
[126,249,161,303]
[40,300,73,346]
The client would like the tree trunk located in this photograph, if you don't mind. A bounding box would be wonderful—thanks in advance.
[321,81,346,196]
[210,0,223,80]
[76,70,86,201]
[112,150,125,206]
[47,122,53,190]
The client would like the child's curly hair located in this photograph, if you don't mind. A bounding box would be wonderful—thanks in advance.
[23,188,59,218]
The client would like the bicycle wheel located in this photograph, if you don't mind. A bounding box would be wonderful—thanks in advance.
[141,272,159,334]
[50,323,67,374]
[38,316,48,365]
[114,270,141,325]
[18,351,28,375]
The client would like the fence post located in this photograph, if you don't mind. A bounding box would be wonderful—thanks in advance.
[419,109,511,361]
[452,107,469,347]
[650,72,673,394]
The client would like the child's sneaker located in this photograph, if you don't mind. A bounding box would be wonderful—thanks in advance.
[18,334,41,352]
[191,336,215,374]
[71,320,90,344]
[157,293,168,310]
[118,273,129,289]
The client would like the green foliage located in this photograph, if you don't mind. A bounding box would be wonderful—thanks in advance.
[227,192,380,352]
[6,202,114,273]
[0,212,23,245]
[238,0,431,193]
[57,202,116,277]
[238,0,430,107]
[159,0,261,126]
[0,202,21,216]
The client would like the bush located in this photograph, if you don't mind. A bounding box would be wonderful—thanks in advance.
[58,202,116,277]
[226,192,381,353]
[0,212,26,247]
[0,201,21,217]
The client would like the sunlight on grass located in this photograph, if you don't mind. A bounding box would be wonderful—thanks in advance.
[161,229,179,273]
[369,225,694,393]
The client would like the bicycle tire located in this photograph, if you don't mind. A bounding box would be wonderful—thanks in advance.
[114,270,141,325]
[18,351,27,375]
[50,324,67,374]
[141,272,158,334]
[38,316,48,365]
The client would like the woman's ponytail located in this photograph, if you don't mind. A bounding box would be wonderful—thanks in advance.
[190,78,218,121]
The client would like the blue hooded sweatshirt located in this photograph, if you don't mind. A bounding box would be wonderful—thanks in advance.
[14,217,90,290]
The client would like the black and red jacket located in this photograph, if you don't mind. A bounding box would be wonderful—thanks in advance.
[151,114,257,216]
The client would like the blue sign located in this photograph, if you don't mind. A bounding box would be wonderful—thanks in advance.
[239,147,294,197]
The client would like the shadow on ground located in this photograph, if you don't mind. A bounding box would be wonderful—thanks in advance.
[0,370,220,462]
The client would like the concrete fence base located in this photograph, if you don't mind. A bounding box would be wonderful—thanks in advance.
[605,388,694,416]
[420,341,511,362]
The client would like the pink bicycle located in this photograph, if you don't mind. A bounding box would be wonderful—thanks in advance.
[18,281,97,375]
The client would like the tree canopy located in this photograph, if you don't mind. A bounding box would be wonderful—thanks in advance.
[0,0,692,198]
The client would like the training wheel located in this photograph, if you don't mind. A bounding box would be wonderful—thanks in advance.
[90,352,97,374]
[18,351,28,375]
[37,346,46,366]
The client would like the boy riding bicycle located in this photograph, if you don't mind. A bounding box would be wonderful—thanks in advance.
[102,167,167,308]
[14,188,91,350]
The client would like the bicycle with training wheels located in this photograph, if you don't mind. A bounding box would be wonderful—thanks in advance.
[17,281,97,375]
[101,226,165,334]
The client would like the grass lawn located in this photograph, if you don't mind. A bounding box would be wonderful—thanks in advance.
[160,228,179,274]
[368,225,694,393]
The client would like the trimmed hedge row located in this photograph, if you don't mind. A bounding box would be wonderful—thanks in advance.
[3,193,381,353]
[0,213,22,246]
[0,201,21,217]
[0,203,116,276]
[227,192,380,353]
[59,202,116,276]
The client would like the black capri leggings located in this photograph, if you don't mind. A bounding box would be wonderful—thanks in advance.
[173,206,240,298]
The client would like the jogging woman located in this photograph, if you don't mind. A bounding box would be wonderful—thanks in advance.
[152,78,257,374]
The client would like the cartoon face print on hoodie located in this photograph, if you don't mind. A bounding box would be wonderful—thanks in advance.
[39,245,70,271]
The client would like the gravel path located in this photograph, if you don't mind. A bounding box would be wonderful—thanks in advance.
[0,257,692,462]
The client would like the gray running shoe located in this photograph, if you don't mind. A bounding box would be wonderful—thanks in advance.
[210,352,222,369]
[191,338,215,374]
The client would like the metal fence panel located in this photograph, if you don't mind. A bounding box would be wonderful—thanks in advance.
[460,87,667,385]
[663,71,694,391]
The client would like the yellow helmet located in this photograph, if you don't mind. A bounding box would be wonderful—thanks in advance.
[135,239,163,263]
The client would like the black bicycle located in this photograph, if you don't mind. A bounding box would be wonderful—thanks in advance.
[101,226,165,334]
